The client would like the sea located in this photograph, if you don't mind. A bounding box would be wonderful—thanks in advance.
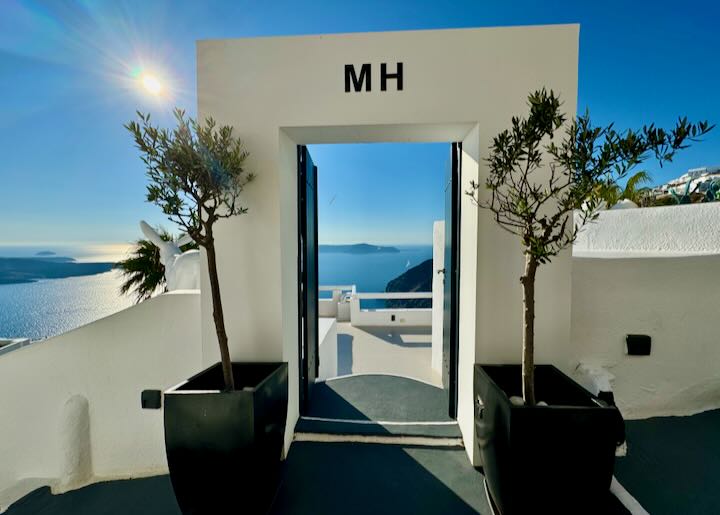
[318,245,433,307]
[0,244,432,341]
[0,244,134,341]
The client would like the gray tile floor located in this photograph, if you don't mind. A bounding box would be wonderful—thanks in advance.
[4,445,490,515]
[8,402,716,514]
[270,442,491,515]
[614,408,720,515]
[307,374,452,422]
[6,441,634,515]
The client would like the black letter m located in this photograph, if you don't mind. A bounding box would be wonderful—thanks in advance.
[345,64,371,92]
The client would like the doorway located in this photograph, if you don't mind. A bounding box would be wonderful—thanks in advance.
[297,142,462,420]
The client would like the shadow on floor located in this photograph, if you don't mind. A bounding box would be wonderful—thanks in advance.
[269,442,489,515]
[357,326,432,348]
[5,476,181,515]
[614,409,720,515]
[337,333,353,375]
[308,374,451,422]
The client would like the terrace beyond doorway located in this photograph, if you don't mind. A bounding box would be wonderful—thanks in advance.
[296,142,462,432]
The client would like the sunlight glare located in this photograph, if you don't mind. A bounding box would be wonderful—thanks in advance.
[140,73,163,96]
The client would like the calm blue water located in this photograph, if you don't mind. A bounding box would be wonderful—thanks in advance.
[0,245,133,340]
[0,271,133,340]
[0,244,431,340]
[319,245,433,307]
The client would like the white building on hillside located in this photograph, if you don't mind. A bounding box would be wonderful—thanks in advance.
[657,165,720,195]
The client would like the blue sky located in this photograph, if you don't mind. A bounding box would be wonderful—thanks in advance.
[311,143,449,245]
[0,0,718,248]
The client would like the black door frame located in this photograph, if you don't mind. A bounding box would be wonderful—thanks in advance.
[445,142,462,419]
[297,142,462,419]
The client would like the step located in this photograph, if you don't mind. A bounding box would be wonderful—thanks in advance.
[294,417,464,447]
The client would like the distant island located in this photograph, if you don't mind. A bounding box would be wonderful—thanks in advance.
[319,243,400,254]
[35,251,57,256]
[385,258,433,308]
[0,256,114,285]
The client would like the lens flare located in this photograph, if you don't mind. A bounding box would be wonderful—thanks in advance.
[140,73,162,96]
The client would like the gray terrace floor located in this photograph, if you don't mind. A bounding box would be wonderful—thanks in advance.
[6,403,718,515]
[5,444,491,515]
[307,374,451,422]
[6,441,631,515]
[614,408,720,514]
[296,374,460,438]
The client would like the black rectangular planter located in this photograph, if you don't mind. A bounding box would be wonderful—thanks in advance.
[474,364,625,515]
[164,362,288,515]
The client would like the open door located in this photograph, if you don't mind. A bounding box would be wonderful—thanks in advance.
[442,142,461,418]
[297,145,319,414]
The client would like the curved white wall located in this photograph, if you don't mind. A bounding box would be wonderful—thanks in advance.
[0,291,201,511]
[571,256,720,419]
[574,203,720,256]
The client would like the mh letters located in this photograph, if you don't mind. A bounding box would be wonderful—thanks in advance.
[344,63,403,92]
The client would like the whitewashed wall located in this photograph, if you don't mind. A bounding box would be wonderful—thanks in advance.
[575,203,720,256]
[571,256,720,419]
[0,292,201,511]
[198,25,578,464]
[350,307,432,326]
[318,299,336,317]
[317,317,337,380]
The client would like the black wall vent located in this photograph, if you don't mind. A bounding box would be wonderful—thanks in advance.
[141,389,162,409]
[626,334,651,356]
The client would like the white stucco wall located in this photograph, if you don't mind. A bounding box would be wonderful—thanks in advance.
[197,25,578,463]
[458,127,480,463]
[318,317,337,380]
[0,292,201,511]
[350,301,432,327]
[574,203,720,257]
[318,299,336,317]
[431,220,445,374]
[571,256,720,419]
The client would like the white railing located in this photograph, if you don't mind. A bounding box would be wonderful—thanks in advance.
[353,292,431,300]
[318,285,433,327]
[319,285,356,294]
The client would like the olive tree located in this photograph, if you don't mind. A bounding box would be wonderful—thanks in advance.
[127,109,254,391]
[468,89,712,405]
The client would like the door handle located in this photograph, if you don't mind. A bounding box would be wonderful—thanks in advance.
[437,268,446,275]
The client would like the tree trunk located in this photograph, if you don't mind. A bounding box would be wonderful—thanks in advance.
[521,254,538,406]
[205,234,235,391]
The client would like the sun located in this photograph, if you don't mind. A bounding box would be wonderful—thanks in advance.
[140,73,163,96]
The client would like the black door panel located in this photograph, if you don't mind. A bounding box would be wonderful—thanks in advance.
[297,146,319,414]
[443,142,461,418]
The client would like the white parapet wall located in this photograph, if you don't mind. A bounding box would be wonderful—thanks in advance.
[571,255,720,419]
[350,292,432,327]
[318,285,355,320]
[318,299,336,318]
[0,291,202,512]
[317,317,338,380]
[571,203,720,418]
[574,203,720,256]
